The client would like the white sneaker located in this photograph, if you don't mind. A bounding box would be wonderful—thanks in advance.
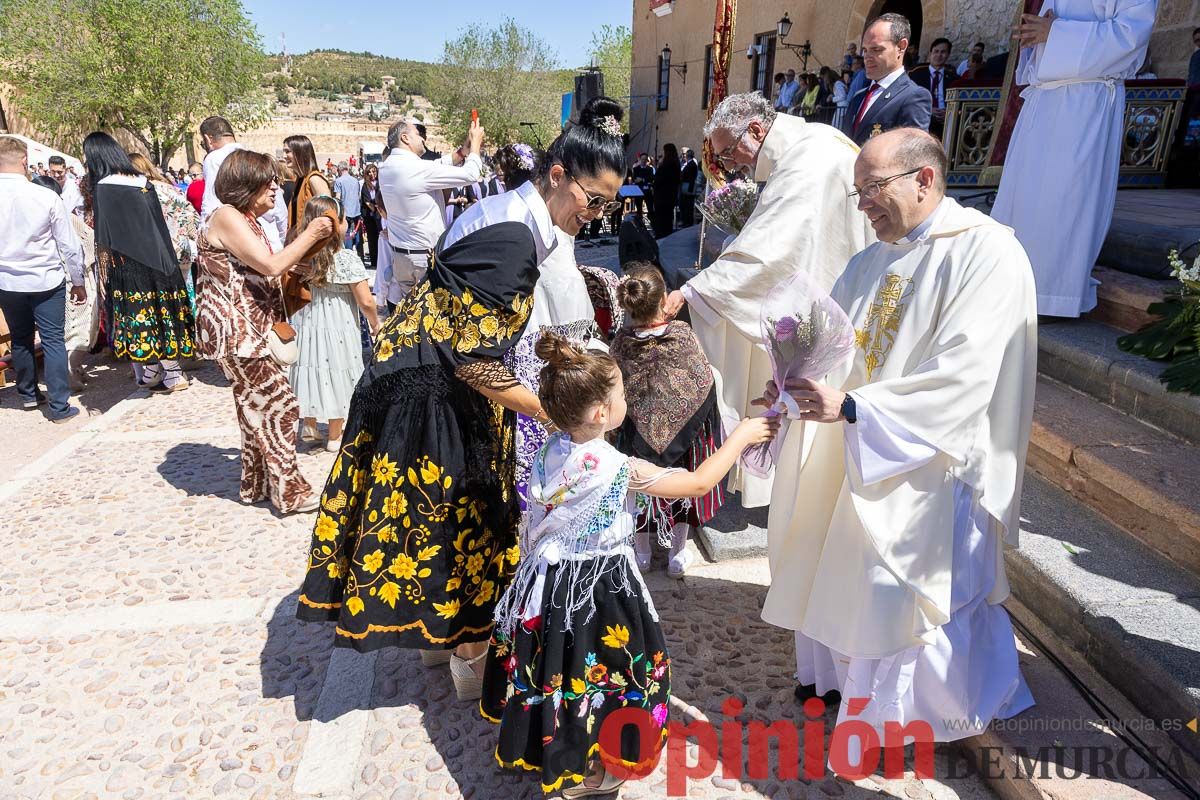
[325,437,342,453]
[667,549,694,578]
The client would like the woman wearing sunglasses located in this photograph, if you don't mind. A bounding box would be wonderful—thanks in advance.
[296,97,626,699]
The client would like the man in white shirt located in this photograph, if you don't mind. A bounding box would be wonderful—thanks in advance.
[197,116,288,249]
[47,156,84,217]
[842,14,932,146]
[378,116,485,306]
[0,136,86,423]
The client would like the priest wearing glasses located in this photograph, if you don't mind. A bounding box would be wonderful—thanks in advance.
[759,127,1037,746]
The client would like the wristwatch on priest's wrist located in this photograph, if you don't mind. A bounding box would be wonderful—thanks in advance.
[840,394,857,424]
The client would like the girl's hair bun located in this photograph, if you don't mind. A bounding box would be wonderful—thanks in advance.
[534,330,584,369]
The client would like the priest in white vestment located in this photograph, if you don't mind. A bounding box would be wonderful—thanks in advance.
[991,0,1156,318]
[760,129,1036,746]
[666,92,875,507]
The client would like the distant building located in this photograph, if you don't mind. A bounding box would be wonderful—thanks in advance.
[381,75,397,89]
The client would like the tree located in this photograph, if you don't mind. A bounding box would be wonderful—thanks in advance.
[0,0,264,167]
[428,18,573,149]
[588,24,632,128]
[274,74,290,106]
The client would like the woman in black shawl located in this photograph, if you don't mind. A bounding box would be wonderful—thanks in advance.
[650,142,681,239]
[84,132,195,391]
[297,98,628,699]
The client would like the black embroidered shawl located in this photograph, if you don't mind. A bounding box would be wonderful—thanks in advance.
[93,180,179,278]
[368,220,540,379]
[611,320,717,466]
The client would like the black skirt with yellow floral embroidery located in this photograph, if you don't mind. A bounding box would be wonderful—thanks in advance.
[481,555,671,794]
[107,253,196,362]
[296,220,542,651]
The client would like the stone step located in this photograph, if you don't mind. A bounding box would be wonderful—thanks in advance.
[1037,319,1200,445]
[1088,266,1171,334]
[1098,190,1200,281]
[1004,472,1200,765]
[961,595,1200,800]
[1030,375,1200,577]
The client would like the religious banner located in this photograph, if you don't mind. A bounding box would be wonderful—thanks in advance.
[980,0,1043,183]
[701,0,737,187]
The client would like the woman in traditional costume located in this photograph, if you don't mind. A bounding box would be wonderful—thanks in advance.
[83,132,195,392]
[496,143,607,507]
[481,332,777,797]
[296,98,629,701]
[611,262,726,578]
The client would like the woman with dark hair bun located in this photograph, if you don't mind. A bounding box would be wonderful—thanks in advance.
[283,134,332,230]
[84,131,196,391]
[651,142,681,238]
[296,98,627,699]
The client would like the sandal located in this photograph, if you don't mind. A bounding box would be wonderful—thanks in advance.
[449,650,487,701]
[562,768,625,798]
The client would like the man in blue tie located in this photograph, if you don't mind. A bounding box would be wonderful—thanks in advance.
[910,38,954,139]
[842,13,931,147]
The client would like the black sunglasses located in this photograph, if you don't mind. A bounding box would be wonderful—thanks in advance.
[564,169,622,215]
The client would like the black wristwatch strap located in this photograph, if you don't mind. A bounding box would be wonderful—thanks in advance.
[841,394,857,424]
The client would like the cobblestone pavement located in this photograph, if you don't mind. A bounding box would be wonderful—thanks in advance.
[0,364,996,799]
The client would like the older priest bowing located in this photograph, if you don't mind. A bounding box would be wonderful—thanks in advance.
[759,129,1036,744]
[666,92,874,507]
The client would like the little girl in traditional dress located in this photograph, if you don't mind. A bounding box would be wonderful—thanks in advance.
[481,331,777,797]
[611,262,726,578]
[287,196,380,451]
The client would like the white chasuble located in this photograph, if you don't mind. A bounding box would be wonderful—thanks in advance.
[762,198,1037,659]
[991,0,1156,317]
[682,116,875,507]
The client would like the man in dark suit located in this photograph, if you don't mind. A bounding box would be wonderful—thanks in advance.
[843,13,932,147]
[678,148,699,229]
[909,37,953,140]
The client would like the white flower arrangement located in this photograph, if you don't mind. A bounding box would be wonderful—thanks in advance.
[1168,248,1200,289]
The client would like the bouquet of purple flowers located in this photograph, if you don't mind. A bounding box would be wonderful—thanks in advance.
[742,271,857,478]
[699,178,758,235]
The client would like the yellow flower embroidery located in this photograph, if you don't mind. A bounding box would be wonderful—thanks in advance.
[346,596,365,616]
[376,338,394,361]
[478,316,499,337]
[372,454,399,486]
[389,553,418,581]
[427,314,453,342]
[314,513,339,542]
[419,459,442,485]
[383,490,408,518]
[362,549,385,574]
[474,580,496,606]
[465,553,484,576]
[570,678,587,694]
[326,558,346,579]
[601,625,630,650]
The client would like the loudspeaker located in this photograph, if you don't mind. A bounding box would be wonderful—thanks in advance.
[573,71,605,122]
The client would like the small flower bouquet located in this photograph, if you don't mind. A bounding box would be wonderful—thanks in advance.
[1118,244,1200,395]
[699,178,759,237]
[742,272,857,478]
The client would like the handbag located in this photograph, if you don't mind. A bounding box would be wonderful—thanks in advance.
[267,321,300,366]
[281,271,312,317]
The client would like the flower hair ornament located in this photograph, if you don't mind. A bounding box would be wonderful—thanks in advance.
[594,115,623,138]
[512,143,536,171]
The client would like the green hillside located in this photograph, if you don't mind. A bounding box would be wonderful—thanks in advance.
[267,50,436,101]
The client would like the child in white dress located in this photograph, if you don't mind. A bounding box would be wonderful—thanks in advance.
[288,196,380,451]
[480,331,777,797]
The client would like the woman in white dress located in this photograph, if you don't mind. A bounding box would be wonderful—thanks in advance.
[288,196,380,451]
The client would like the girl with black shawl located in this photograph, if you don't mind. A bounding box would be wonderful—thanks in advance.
[84,132,195,390]
[296,98,629,700]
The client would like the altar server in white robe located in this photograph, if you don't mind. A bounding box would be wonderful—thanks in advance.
[665,92,875,507]
[991,0,1156,318]
[759,129,1036,744]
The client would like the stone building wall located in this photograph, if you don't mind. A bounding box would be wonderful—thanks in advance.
[942,0,1015,64]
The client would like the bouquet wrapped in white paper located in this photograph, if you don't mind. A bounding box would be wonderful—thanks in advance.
[742,271,857,478]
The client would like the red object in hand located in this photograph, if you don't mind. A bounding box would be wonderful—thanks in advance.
[471,108,478,123]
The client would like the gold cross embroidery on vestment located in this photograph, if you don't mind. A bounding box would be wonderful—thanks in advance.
[855,273,914,380]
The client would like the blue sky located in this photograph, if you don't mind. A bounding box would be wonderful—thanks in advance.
[244,0,633,68]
